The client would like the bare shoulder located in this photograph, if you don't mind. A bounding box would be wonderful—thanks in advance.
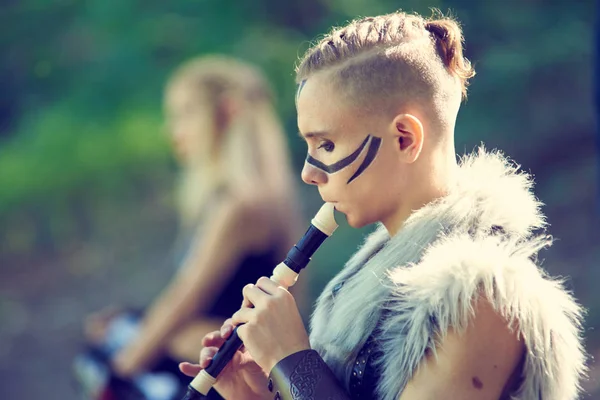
[400,295,524,400]
[211,192,276,249]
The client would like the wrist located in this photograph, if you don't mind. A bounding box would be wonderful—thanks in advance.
[268,344,311,373]
[268,349,349,400]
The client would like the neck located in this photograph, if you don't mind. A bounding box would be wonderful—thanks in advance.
[383,144,458,236]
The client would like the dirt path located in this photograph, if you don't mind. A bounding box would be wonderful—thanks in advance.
[0,225,176,399]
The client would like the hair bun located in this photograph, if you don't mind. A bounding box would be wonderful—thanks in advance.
[425,17,476,98]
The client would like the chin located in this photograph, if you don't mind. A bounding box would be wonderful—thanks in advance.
[344,212,372,229]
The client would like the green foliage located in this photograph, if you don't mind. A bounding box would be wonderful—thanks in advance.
[0,105,169,206]
[0,0,595,289]
[0,103,173,258]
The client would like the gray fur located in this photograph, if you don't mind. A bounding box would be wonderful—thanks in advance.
[309,148,586,400]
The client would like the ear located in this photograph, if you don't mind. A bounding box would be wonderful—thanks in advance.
[389,113,424,163]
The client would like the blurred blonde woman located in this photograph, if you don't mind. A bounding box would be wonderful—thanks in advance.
[79,56,303,399]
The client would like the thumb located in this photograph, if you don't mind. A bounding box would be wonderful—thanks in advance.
[179,362,202,377]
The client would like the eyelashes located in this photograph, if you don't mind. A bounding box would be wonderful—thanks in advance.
[318,141,335,152]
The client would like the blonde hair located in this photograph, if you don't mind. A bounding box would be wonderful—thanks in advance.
[166,56,299,234]
[296,11,475,128]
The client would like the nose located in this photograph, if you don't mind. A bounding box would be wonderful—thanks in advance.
[301,162,328,186]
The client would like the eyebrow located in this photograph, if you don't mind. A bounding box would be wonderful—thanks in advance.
[298,130,330,140]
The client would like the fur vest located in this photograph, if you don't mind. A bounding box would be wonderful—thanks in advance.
[309,149,586,400]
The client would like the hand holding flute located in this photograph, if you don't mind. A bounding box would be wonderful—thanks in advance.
[181,277,310,399]
[181,317,272,400]
[179,203,338,399]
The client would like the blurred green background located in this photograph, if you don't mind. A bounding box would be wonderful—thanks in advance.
[0,0,598,398]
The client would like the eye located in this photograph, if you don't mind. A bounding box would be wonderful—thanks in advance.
[318,141,335,152]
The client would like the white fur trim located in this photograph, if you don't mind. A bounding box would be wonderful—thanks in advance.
[309,148,586,400]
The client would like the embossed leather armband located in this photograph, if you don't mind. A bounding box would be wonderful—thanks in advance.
[267,349,350,400]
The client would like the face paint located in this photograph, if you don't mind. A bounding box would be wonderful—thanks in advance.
[296,79,307,103]
[306,135,369,174]
[346,136,381,184]
[306,135,382,184]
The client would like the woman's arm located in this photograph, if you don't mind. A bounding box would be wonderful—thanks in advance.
[398,297,524,400]
[269,296,523,400]
[113,196,274,377]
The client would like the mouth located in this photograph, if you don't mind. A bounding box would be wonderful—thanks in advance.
[320,194,337,206]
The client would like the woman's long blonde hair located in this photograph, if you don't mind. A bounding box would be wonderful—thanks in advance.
[166,56,300,242]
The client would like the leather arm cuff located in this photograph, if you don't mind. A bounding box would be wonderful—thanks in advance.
[267,349,350,400]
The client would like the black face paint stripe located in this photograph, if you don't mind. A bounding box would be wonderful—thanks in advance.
[346,136,382,184]
[296,79,307,103]
[306,135,371,174]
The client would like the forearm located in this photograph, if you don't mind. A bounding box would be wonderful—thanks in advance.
[268,350,350,400]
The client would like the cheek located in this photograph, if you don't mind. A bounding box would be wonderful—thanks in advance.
[343,195,381,228]
[348,166,394,220]
[332,178,373,220]
[187,117,211,146]
[170,118,193,139]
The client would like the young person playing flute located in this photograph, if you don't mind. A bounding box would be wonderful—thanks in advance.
[181,11,587,400]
